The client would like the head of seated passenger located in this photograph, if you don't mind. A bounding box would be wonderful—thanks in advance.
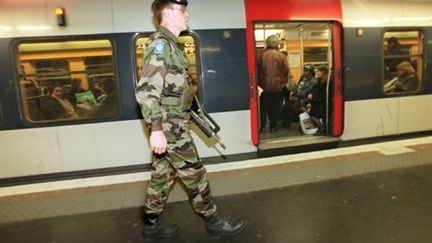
[52,85,65,99]
[396,61,415,78]
[384,61,419,93]
[101,78,116,94]
[91,78,118,117]
[91,81,106,99]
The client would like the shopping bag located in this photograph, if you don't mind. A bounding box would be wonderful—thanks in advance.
[299,112,318,135]
[75,90,97,105]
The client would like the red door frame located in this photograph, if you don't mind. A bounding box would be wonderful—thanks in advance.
[332,22,344,137]
[244,0,344,145]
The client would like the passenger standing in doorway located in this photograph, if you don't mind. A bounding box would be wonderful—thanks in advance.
[309,65,331,135]
[135,0,247,242]
[257,35,289,132]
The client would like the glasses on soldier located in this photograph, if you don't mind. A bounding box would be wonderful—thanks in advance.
[169,7,188,14]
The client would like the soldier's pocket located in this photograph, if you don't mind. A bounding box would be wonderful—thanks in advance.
[179,84,197,111]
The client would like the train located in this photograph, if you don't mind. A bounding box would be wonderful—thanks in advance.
[0,0,431,184]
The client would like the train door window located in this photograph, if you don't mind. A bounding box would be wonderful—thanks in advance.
[134,33,199,86]
[134,36,149,81]
[254,22,333,142]
[383,30,423,94]
[15,38,119,123]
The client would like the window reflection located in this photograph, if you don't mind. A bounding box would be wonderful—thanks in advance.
[383,30,423,94]
[16,39,119,123]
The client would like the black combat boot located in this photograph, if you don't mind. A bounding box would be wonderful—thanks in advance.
[142,213,180,242]
[204,213,247,239]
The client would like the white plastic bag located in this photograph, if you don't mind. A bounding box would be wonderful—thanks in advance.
[299,112,318,135]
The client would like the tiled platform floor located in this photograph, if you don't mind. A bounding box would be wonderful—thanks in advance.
[1,162,432,242]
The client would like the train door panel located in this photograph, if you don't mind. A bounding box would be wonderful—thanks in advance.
[252,21,343,151]
[331,22,343,137]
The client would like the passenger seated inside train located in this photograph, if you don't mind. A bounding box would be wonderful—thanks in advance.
[383,61,419,93]
[308,65,330,135]
[40,85,79,120]
[89,78,119,117]
[283,65,318,125]
[61,78,99,117]
[297,65,329,135]
[90,81,107,102]
[384,36,410,80]
[64,78,85,109]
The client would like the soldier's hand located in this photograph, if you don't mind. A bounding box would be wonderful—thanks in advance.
[150,130,167,154]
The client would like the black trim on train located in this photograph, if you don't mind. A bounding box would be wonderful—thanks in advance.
[0,152,257,187]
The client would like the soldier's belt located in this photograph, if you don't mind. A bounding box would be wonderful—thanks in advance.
[161,96,181,106]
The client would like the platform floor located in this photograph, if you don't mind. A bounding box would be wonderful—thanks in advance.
[1,137,432,243]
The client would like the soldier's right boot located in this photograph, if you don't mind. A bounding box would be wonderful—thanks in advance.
[203,212,247,239]
[141,213,180,242]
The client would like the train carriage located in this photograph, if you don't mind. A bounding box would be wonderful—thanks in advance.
[0,0,431,184]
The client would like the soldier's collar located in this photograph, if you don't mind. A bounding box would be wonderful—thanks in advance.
[159,26,177,43]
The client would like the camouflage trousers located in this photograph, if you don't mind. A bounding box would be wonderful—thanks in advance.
[144,117,217,217]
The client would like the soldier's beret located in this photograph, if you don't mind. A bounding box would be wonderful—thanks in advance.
[156,0,188,6]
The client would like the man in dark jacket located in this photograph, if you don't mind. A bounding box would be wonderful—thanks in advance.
[257,35,289,132]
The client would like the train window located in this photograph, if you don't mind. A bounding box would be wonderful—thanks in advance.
[15,38,120,123]
[135,36,149,81]
[383,30,423,94]
[304,47,328,64]
[134,33,199,84]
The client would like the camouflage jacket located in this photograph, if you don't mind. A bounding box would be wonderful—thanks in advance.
[135,26,197,131]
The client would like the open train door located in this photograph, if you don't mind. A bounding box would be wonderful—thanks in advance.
[244,0,344,155]
[331,22,344,138]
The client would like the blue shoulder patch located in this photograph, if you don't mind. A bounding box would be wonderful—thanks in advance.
[154,41,165,54]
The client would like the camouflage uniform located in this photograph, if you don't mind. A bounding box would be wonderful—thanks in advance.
[136,26,217,217]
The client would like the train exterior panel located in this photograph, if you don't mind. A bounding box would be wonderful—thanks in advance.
[0,0,254,181]
[0,0,246,37]
[340,0,432,140]
[0,0,431,182]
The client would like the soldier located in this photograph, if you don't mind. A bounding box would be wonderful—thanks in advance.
[135,0,247,242]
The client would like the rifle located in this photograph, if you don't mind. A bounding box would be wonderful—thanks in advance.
[190,96,226,149]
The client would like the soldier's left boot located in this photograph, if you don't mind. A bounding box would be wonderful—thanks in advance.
[142,213,180,242]
[203,212,247,239]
